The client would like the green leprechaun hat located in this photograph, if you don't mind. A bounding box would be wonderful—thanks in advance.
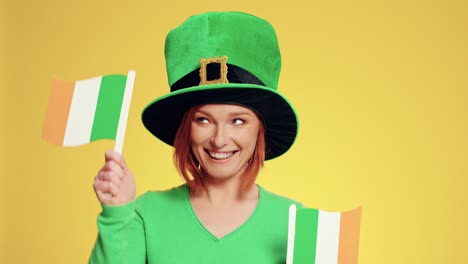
[142,11,298,160]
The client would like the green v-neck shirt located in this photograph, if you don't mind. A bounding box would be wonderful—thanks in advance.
[90,184,302,264]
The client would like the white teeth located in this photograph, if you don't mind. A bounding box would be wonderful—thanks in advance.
[209,151,234,160]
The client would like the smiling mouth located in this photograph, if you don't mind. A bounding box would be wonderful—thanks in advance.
[206,150,237,160]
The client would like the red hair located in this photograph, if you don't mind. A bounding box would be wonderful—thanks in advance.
[173,105,265,192]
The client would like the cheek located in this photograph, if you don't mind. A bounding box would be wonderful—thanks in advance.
[190,125,202,143]
[248,126,260,142]
[189,137,202,162]
[239,128,259,151]
[190,125,209,149]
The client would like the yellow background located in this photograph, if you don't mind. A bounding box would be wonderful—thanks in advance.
[3,0,467,263]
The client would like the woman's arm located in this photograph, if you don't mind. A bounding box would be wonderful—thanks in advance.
[90,151,145,263]
[89,201,146,264]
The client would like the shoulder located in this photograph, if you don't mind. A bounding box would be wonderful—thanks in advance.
[134,184,187,210]
[254,185,303,228]
[258,185,303,210]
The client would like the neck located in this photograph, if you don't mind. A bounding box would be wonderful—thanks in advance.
[191,177,258,207]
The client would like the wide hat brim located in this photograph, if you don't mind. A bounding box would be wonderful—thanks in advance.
[142,83,298,160]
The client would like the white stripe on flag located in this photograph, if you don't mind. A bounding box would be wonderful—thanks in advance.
[315,211,341,264]
[63,76,102,146]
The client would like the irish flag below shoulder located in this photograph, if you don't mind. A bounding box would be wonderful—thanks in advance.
[287,204,362,264]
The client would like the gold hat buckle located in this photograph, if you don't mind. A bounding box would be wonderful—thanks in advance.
[199,56,229,85]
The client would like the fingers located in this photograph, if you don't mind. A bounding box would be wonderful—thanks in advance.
[94,167,121,197]
[94,179,120,197]
[100,159,124,179]
[105,150,128,171]
[94,151,125,201]
[94,150,136,206]
[97,169,121,187]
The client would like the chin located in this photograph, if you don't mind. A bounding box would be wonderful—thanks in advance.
[203,168,243,180]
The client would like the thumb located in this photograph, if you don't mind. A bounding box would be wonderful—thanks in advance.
[104,150,127,169]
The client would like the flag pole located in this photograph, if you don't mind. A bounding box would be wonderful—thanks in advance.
[286,204,297,264]
[114,70,135,154]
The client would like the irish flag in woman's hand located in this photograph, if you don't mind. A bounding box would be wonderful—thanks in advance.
[287,204,362,264]
[42,70,135,154]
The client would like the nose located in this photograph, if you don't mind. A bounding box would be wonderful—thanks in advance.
[211,124,229,148]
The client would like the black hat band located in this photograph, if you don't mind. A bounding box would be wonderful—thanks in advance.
[171,63,266,92]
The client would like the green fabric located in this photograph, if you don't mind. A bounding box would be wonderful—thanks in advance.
[165,11,281,89]
[89,184,302,264]
[90,75,127,141]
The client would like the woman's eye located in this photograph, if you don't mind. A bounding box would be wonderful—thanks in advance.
[233,118,245,125]
[196,117,209,124]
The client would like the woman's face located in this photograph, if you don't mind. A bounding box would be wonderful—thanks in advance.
[190,104,260,182]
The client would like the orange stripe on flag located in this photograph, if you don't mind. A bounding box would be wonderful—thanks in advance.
[42,79,75,145]
[337,207,362,264]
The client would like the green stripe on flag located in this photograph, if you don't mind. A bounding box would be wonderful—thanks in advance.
[90,75,127,141]
[294,208,319,264]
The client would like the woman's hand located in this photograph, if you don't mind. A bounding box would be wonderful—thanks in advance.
[93,151,136,206]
